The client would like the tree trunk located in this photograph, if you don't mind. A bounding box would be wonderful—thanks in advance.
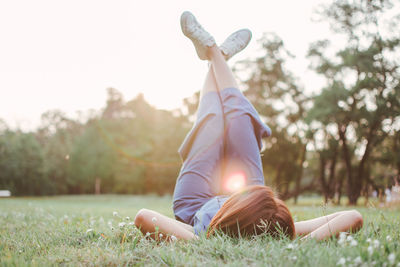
[275,163,283,193]
[363,169,371,206]
[319,154,328,203]
[353,120,379,204]
[283,178,290,197]
[294,144,307,204]
[327,146,338,200]
[338,124,357,205]
[395,132,400,179]
[95,178,101,195]
[336,176,344,205]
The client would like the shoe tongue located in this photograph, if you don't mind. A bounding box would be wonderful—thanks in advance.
[191,26,213,46]
[221,37,245,60]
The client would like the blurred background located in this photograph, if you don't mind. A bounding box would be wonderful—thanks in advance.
[0,0,399,205]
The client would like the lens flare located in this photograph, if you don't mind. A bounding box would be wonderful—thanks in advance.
[224,173,246,192]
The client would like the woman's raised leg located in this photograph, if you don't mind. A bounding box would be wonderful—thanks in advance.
[173,10,269,223]
[172,64,225,225]
[208,45,239,90]
[207,45,272,193]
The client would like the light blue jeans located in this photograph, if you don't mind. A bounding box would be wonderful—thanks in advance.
[173,87,271,226]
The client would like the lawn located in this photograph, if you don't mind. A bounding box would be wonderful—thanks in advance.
[0,195,399,266]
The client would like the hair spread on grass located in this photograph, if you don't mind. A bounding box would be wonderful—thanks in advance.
[207,185,295,239]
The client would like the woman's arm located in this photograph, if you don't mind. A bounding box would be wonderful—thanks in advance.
[295,210,363,241]
[294,211,345,236]
[134,208,197,241]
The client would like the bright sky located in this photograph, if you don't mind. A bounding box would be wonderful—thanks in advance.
[0,0,332,130]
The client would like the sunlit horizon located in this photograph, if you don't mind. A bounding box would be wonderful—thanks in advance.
[0,0,333,131]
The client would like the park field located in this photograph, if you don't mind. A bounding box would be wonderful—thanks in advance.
[0,195,399,266]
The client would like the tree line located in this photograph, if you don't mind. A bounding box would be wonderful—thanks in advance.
[1,0,399,204]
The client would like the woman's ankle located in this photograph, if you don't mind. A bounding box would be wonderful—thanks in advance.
[207,45,223,61]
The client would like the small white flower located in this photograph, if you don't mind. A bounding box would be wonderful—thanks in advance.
[346,235,354,242]
[386,235,392,242]
[350,239,358,246]
[113,211,118,217]
[145,232,150,237]
[151,217,157,223]
[118,222,126,228]
[373,239,380,248]
[159,233,163,239]
[396,262,400,267]
[286,243,296,250]
[170,235,177,242]
[128,222,134,226]
[353,256,362,264]
[125,216,130,221]
[86,228,93,234]
[291,255,297,261]
[366,238,371,243]
[339,232,347,240]
[388,253,396,264]
[368,246,374,255]
[337,257,346,265]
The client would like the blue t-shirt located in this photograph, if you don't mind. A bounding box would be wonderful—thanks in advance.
[193,196,229,235]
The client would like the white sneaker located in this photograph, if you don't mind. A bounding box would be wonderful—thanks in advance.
[220,29,252,60]
[180,11,216,60]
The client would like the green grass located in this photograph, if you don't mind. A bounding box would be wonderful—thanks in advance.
[0,195,399,266]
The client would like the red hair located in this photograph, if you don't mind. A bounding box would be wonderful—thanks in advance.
[207,185,295,239]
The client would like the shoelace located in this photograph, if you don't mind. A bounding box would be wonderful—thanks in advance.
[224,35,246,56]
[187,22,213,45]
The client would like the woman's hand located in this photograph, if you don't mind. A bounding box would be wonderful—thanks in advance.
[134,209,198,241]
[294,210,363,241]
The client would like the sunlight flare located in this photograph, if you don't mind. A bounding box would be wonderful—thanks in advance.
[224,173,246,193]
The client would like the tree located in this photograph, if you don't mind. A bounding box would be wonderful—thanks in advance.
[37,110,84,194]
[307,0,400,204]
[0,131,48,195]
[235,33,312,201]
[67,121,117,194]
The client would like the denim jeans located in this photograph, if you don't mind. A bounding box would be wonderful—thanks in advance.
[173,87,271,227]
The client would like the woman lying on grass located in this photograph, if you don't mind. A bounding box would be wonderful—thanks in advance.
[135,11,363,241]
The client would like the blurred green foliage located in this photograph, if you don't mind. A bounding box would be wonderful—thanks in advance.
[0,0,399,204]
[0,89,190,196]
